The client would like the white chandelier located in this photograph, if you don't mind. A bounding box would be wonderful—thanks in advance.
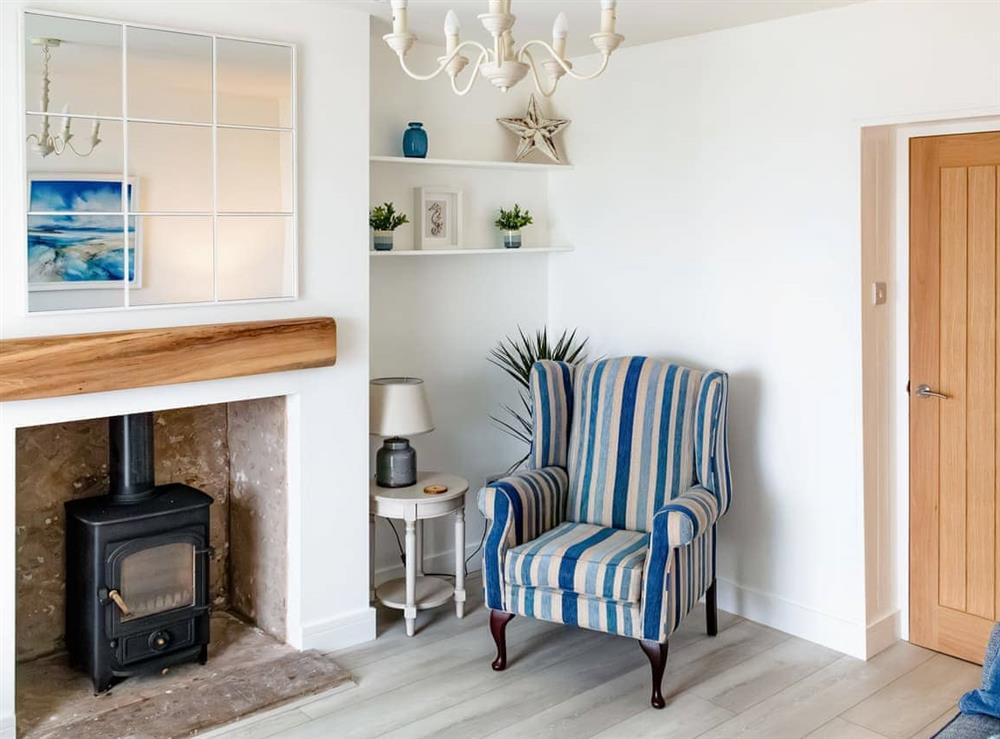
[26,37,102,158]
[382,0,624,97]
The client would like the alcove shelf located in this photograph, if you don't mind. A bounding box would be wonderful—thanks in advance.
[369,246,573,256]
[370,155,573,172]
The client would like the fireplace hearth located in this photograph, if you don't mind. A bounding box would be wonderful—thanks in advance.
[64,412,213,694]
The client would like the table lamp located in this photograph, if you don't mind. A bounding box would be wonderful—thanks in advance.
[370,377,434,487]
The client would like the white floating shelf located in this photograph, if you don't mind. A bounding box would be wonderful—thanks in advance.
[370,246,574,256]
[370,155,573,172]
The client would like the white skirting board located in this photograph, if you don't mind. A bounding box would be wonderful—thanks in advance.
[0,713,14,739]
[865,610,901,659]
[718,578,868,659]
[300,607,377,652]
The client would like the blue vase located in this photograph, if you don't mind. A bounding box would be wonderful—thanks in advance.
[402,122,428,158]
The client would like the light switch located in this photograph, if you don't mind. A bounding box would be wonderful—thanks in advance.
[873,281,887,305]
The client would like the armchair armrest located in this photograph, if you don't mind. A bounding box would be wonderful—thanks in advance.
[640,486,721,641]
[478,466,568,546]
[478,466,568,611]
[650,486,721,549]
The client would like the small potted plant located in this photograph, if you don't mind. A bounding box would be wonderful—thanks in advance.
[495,204,533,249]
[369,202,409,251]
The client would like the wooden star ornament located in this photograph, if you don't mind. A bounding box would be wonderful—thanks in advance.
[497,94,570,164]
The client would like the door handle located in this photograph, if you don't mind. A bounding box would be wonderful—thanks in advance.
[916,384,949,400]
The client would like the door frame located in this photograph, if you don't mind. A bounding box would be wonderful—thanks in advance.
[860,113,1000,657]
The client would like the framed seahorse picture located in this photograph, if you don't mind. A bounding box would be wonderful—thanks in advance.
[415,186,462,250]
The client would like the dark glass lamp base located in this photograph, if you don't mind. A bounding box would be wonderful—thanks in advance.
[376,437,416,487]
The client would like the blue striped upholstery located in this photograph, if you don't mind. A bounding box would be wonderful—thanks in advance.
[478,467,568,610]
[506,584,643,638]
[529,360,575,470]
[479,356,731,645]
[567,357,703,532]
[505,521,648,602]
[653,486,720,547]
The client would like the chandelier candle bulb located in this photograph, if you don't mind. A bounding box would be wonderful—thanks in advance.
[600,0,617,34]
[60,103,71,140]
[552,12,568,58]
[391,0,408,35]
[444,10,460,55]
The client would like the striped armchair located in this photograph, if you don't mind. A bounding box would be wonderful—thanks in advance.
[478,356,731,708]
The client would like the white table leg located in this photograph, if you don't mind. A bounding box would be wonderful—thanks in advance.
[404,519,417,636]
[454,506,466,618]
[369,512,376,603]
[415,519,424,576]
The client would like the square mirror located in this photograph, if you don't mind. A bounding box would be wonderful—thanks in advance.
[217,216,294,300]
[217,128,293,213]
[127,27,212,123]
[129,216,213,305]
[128,122,212,212]
[24,14,121,119]
[23,13,296,312]
[217,39,292,129]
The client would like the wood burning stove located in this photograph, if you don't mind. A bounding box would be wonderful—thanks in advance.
[65,412,213,693]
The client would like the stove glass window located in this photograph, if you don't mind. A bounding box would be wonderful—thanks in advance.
[119,542,195,621]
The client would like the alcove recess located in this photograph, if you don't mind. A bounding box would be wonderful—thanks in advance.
[15,397,287,662]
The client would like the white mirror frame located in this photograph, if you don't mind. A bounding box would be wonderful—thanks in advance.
[20,9,298,314]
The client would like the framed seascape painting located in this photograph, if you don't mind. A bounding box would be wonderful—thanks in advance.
[27,174,142,291]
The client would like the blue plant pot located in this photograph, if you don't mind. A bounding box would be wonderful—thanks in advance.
[402,122,428,158]
[373,230,394,251]
[503,230,522,249]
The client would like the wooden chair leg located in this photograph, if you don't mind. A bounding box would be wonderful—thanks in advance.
[489,610,515,671]
[639,639,669,709]
[706,578,718,636]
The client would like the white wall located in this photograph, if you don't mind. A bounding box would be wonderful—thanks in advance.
[546,0,1000,658]
[1,1,371,731]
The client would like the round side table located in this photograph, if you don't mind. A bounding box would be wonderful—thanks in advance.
[369,472,468,637]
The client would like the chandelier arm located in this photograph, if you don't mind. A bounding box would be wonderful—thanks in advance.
[516,40,610,81]
[66,140,96,158]
[398,40,492,82]
[520,49,560,98]
[449,49,490,96]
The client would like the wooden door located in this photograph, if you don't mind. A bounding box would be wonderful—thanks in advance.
[911,131,1000,663]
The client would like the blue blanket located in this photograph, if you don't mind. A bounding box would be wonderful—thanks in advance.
[960,624,1000,720]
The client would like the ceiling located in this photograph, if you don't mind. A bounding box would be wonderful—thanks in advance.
[356,0,861,56]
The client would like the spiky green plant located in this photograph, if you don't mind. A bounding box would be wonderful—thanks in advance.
[369,202,409,231]
[488,327,588,472]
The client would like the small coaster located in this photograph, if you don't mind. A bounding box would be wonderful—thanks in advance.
[423,484,448,495]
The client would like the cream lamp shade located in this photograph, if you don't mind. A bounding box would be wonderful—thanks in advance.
[370,377,434,437]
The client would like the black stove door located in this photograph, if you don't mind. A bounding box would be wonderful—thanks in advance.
[105,530,209,637]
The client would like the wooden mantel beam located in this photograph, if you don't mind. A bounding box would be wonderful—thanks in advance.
[0,317,337,402]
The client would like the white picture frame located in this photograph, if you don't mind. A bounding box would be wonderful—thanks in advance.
[415,186,463,250]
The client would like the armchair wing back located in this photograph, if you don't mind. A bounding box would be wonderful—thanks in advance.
[528,357,731,532]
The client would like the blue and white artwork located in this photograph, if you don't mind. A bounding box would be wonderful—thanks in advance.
[27,176,141,290]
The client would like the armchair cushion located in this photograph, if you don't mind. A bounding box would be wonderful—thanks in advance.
[505,521,648,603]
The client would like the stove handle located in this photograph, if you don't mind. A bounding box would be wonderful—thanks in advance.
[98,587,133,618]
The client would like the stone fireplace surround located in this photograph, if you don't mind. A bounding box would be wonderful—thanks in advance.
[0,367,376,738]
[15,398,288,662]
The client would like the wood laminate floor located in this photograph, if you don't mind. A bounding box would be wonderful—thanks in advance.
[209,575,980,739]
